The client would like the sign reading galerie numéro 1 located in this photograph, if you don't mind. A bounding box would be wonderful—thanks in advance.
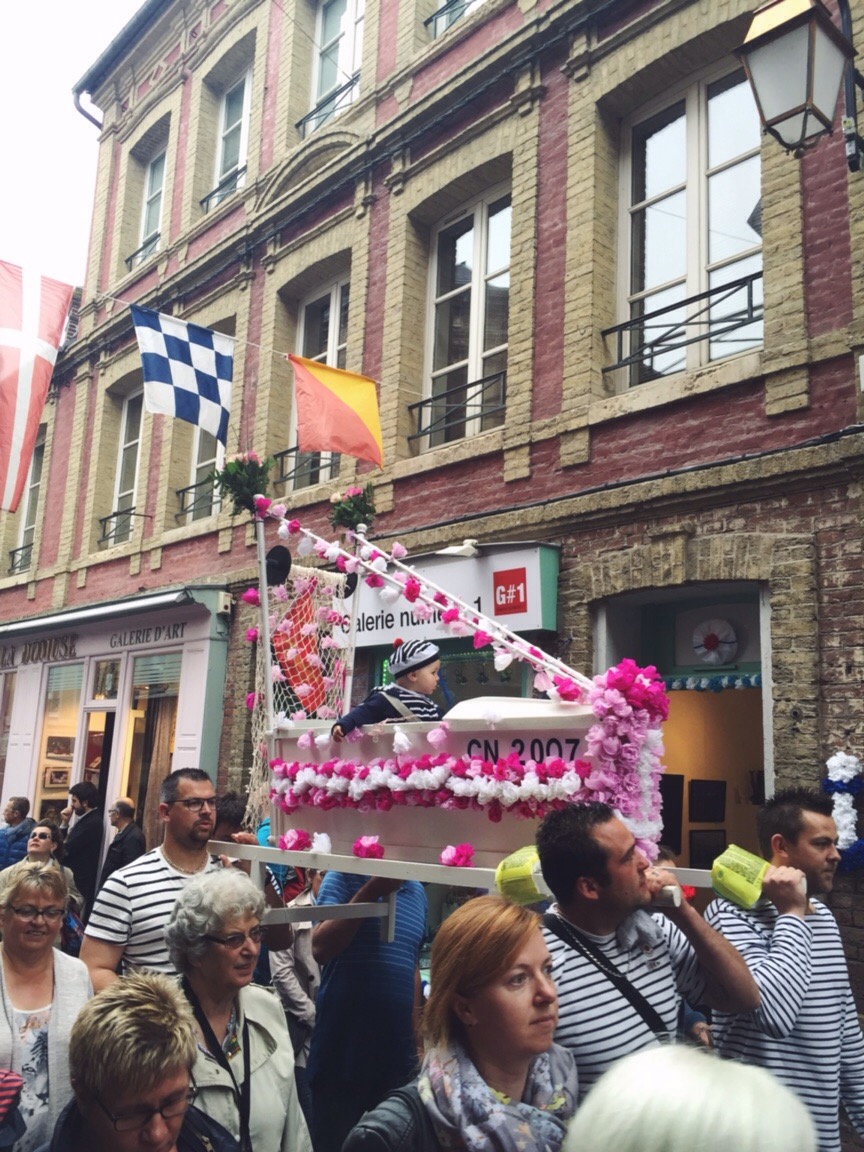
[349,545,560,648]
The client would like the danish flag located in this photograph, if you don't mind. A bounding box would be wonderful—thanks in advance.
[0,261,74,512]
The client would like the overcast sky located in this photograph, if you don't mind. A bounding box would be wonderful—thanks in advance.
[3,1,145,288]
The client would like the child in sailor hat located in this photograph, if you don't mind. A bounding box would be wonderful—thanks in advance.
[331,638,443,742]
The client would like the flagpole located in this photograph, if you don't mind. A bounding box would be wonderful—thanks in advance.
[255,517,276,733]
[340,523,365,712]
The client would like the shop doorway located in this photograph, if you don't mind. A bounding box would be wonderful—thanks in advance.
[121,653,181,850]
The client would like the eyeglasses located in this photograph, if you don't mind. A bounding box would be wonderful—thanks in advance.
[107,808,119,815]
[9,906,65,922]
[168,797,218,812]
[203,925,265,950]
[96,1087,197,1132]
[29,832,52,841]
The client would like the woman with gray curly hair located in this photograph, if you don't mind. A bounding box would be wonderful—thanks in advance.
[165,869,312,1152]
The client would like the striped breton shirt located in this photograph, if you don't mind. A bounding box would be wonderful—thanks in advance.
[705,897,864,1152]
[544,909,706,1099]
[85,847,219,975]
[335,684,442,736]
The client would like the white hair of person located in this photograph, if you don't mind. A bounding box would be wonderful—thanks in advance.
[164,867,265,974]
[563,1045,817,1152]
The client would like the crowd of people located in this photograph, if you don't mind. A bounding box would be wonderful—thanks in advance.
[0,753,859,1152]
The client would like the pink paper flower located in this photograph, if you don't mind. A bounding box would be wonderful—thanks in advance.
[279,828,312,851]
[434,592,449,607]
[391,541,408,559]
[271,664,287,683]
[473,630,493,650]
[439,843,474,867]
[269,503,287,520]
[403,577,422,603]
[552,675,582,702]
[286,519,301,534]
[365,573,384,588]
[353,835,384,859]
[245,627,259,643]
[241,587,260,607]
[245,691,259,711]
[254,495,272,517]
[442,608,461,623]
[345,485,364,498]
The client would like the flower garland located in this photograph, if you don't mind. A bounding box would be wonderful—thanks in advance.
[270,659,668,841]
[823,752,864,871]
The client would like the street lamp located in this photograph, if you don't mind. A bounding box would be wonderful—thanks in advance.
[736,0,863,169]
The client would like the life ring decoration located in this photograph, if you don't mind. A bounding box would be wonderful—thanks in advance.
[692,618,737,665]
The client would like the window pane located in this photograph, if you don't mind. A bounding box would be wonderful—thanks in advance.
[430,365,468,446]
[708,71,759,169]
[127,653,182,850]
[37,664,84,824]
[436,216,474,296]
[143,196,161,240]
[318,47,340,97]
[486,196,511,273]
[125,395,143,442]
[303,294,332,359]
[224,82,245,130]
[632,102,686,204]
[221,124,242,177]
[148,154,165,196]
[338,284,350,347]
[708,156,761,264]
[322,0,347,45]
[433,289,471,371]
[709,253,763,361]
[484,273,509,351]
[629,283,687,383]
[631,190,686,293]
[119,443,138,494]
[479,349,506,432]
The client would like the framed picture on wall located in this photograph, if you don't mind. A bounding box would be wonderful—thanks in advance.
[39,800,66,824]
[82,766,101,786]
[690,829,727,870]
[689,779,726,823]
[43,766,70,790]
[45,735,74,761]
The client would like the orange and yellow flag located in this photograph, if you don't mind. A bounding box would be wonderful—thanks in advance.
[288,355,383,468]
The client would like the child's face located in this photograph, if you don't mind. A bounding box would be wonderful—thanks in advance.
[407,659,441,696]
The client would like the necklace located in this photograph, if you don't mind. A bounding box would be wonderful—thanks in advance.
[160,846,208,875]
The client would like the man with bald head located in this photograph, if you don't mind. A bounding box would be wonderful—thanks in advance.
[97,796,146,892]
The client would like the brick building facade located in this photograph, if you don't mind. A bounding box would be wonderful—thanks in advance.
[1,0,863,1015]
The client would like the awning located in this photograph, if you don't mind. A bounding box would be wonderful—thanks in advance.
[0,588,197,640]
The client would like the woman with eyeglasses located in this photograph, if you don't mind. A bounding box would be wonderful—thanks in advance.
[0,862,91,1150]
[34,971,240,1152]
[165,869,312,1152]
[0,824,84,919]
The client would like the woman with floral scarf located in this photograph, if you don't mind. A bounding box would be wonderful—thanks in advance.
[343,895,578,1152]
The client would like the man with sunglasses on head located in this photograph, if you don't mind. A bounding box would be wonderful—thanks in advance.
[81,769,222,991]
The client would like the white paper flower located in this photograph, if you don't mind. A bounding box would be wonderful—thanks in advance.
[826,751,862,783]
[392,726,412,754]
[311,832,332,853]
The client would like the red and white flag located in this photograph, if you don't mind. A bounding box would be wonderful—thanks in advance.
[0,261,74,512]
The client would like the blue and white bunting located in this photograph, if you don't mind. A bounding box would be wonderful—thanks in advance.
[130,304,232,445]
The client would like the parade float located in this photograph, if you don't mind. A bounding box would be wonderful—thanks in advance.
[226,477,671,890]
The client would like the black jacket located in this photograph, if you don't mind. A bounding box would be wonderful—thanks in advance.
[343,1086,442,1152]
[60,809,103,918]
[97,821,146,891]
[35,1099,240,1152]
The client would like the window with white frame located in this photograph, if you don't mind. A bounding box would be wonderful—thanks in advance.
[137,151,165,264]
[304,0,363,135]
[108,392,143,545]
[422,188,510,448]
[185,429,223,522]
[617,68,763,387]
[426,0,484,40]
[288,279,349,490]
[10,428,45,574]
[210,72,250,207]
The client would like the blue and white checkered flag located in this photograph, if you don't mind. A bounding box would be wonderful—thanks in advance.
[130,305,232,445]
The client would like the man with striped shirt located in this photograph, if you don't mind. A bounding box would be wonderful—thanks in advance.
[537,803,759,1099]
[706,787,864,1152]
[81,768,221,990]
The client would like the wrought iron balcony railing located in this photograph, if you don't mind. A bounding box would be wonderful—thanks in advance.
[273,446,341,491]
[424,0,473,38]
[176,478,220,522]
[125,234,160,271]
[601,271,763,385]
[98,508,136,545]
[200,166,247,213]
[8,544,32,576]
[409,370,506,447]
[296,75,360,139]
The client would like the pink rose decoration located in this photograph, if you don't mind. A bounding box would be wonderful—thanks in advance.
[269,503,287,519]
[254,496,272,517]
[365,573,384,588]
[552,675,582,702]
[442,608,461,623]
[434,592,449,607]
[427,723,449,747]
[245,627,259,643]
[353,835,384,859]
[345,485,364,497]
[287,519,301,534]
[279,828,312,851]
[245,692,258,711]
[439,843,474,867]
[391,541,408,559]
[473,630,493,650]
[241,587,260,607]
[404,577,422,603]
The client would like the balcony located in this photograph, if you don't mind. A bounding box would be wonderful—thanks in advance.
[7,544,32,576]
[424,0,478,38]
[409,370,506,448]
[602,271,763,386]
[274,446,341,491]
[176,478,219,523]
[200,166,247,214]
[98,508,136,546]
[296,75,360,139]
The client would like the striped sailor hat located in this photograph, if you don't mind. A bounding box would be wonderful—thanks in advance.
[388,638,440,678]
